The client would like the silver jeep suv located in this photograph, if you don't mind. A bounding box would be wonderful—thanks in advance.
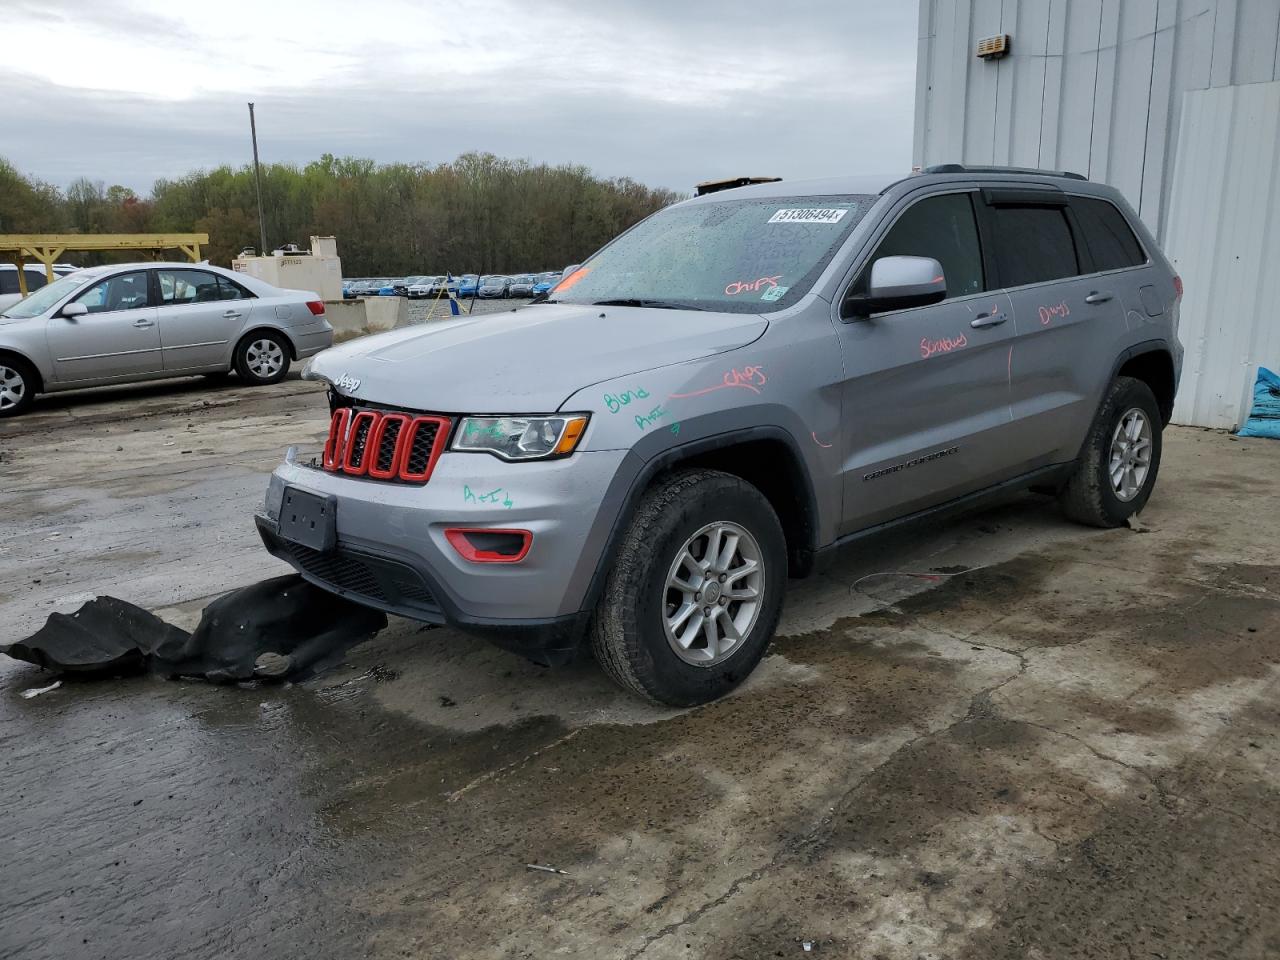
[257,165,1183,705]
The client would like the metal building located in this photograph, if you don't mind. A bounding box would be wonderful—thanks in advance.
[913,0,1280,429]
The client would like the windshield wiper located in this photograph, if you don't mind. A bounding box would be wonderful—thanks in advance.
[591,298,704,311]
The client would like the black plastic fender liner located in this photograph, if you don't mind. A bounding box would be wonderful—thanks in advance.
[1,575,387,683]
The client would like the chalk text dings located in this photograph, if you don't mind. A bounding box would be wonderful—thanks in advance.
[1038,300,1070,325]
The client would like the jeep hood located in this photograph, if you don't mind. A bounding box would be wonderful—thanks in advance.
[309,303,768,411]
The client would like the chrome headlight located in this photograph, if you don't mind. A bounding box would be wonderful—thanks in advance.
[452,414,589,461]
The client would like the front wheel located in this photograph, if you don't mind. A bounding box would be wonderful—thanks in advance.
[1058,376,1163,527]
[590,468,786,706]
[0,357,37,417]
[234,332,291,386]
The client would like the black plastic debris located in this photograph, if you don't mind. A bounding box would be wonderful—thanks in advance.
[1,596,188,675]
[2,575,386,684]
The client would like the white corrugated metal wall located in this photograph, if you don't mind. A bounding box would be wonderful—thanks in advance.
[914,0,1280,427]
[1164,80,1280,429]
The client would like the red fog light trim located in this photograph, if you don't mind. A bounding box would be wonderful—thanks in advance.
[445,528,533,563]
[322,407,352,470]
[306,300,326,316]
[367,412,410,480]
[341,411,378,475]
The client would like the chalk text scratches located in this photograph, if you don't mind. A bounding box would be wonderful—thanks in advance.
[670,365,767,399]
[725,276,781,297]
[464,484,514,509]
[604,388,650,414]
[920,334,968,359]
[634,404,671,431]
[1038,300,1070,325]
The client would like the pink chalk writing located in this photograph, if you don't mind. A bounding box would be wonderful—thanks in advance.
[812,432,833,449]
[1038,301,1070,325]
[920,334,968,359]
[725,276,781,297]
[670,365,768,399]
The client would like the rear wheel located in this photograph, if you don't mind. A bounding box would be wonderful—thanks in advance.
[234,332,291,386]
[1058,376,1163,527]
[0,357,37,417]
[590,469,786,706]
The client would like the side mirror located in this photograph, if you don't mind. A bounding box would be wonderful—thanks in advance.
[843,256,946,319]
[60,302,88,320]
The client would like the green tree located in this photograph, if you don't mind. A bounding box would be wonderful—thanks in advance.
[2,153,684,274]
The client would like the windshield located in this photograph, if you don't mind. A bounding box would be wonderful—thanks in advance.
[547,194,874,313]
[1,272,95,319]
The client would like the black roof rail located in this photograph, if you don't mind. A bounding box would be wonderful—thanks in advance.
[923,163,1088,181]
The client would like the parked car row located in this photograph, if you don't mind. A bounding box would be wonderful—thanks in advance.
[342,269,573,301]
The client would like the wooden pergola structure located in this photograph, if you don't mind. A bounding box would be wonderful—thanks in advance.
[0,233,210,296]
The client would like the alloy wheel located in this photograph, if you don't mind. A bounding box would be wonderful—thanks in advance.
[1109,407,1153,502]
[662,520,764,666]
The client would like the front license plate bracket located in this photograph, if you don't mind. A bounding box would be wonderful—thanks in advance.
[278,487,337,553]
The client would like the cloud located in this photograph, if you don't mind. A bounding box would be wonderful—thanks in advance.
[0,0,916,193]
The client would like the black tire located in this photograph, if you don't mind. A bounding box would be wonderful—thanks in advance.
[590,468,787,706]
[234,331,291,386]
[0,355,37,418]
[1058,376,1163,527]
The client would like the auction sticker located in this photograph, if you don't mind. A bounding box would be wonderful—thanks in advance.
[768,208,848,225]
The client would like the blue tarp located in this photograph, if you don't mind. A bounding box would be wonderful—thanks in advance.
[1238,366,1280,439]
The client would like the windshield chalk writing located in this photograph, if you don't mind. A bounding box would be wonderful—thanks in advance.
[725,276,781,297]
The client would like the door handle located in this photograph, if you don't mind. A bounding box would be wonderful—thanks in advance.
[970,311,1007,329]
[222,310,243,318]
[1084,291,1113,304]
[132,319,155,328]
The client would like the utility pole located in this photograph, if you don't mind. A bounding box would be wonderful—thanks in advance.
[248,102,267,255]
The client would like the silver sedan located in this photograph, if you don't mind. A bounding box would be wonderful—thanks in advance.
[0,262,334,417]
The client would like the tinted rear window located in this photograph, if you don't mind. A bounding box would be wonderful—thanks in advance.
[989,206,1080,287]
[1072,196,1146,271]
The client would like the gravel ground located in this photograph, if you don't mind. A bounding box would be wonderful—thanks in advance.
[2,371,1279,960]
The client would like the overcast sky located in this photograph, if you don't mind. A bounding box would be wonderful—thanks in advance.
[3,0,918,195]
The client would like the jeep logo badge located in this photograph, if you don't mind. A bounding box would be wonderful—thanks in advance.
[334,373,361,394]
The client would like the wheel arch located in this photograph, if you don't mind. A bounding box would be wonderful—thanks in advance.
[235,325,299,362]
[0,347,45,393]
[1112,340,1176,425]
[578,426,820,616]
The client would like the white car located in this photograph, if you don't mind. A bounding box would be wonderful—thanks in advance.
[407,276,440,298]
[0,264,79,313]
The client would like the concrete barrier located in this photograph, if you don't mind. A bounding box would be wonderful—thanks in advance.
[324,297,410,343]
